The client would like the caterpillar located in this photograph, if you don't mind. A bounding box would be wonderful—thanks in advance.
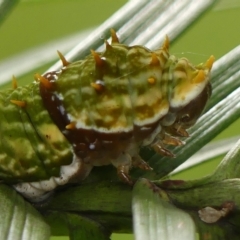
[0,29,214,202]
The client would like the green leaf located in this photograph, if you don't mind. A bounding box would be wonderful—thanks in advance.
[132,179,196,240]
[164,179,240,239]
[211,138,240,180]
[196,217,240,240]
[171,136,240,175]
[0,184,50,240]
[0,0,19,26]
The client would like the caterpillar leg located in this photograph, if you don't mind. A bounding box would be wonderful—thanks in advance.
[111,152,133,185]
[152,141,175,157]
[132,155,153,171]
[116,165,133,185]
[13,155,92,202]
[112,152,152,185]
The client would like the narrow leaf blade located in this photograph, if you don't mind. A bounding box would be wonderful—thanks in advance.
[132,179,196,240]
[0,184,50,240]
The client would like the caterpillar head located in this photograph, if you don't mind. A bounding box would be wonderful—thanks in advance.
[164,55,214,136]
[174,80,212,129]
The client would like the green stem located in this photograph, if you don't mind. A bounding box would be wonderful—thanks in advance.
[44,181,133,233]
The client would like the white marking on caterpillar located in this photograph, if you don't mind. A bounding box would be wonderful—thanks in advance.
[13,154,91,202]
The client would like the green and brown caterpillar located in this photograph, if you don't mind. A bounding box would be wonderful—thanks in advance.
[0,30,214,201]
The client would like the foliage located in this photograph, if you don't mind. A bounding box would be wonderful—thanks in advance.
[1,1,240,240]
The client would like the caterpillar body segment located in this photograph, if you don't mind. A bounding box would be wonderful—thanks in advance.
[0,30,213,201]
[0,84,89,201]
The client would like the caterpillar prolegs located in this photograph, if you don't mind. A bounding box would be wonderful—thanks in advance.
[0,29,214,202]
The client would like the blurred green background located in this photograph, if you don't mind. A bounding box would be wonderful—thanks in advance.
[0,0,240,239]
